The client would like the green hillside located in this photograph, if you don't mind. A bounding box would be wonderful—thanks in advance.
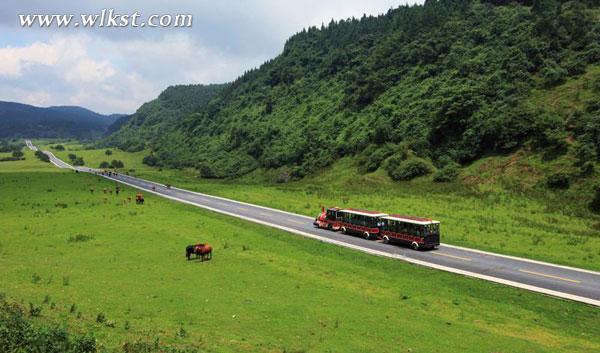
[107,0,600,209]
[105,83,226,153]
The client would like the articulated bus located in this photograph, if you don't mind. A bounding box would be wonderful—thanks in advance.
[314,207,440,250]
[380,214,440,250]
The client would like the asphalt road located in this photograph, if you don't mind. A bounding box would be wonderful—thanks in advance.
[26,140,600,306]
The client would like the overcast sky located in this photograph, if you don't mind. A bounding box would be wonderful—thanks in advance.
[0,1,419,114]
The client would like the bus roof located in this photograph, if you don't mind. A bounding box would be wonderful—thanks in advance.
[339,208,388,218]
[382,214,440,225]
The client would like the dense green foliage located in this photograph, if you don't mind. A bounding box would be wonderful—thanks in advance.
[107,0,600,183]
[0,300,96,353]
[0,102,120,139]
[106,84,226,152]
[0,140,25,153]
[34,150,50,163]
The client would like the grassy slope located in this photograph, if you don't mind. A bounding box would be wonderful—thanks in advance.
[37,140,600,271]
[1,149,599,352]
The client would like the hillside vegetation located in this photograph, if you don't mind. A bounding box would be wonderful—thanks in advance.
[108,0,600,189]
[105,84,226,153]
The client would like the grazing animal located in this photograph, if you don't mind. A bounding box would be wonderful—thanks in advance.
[186,243,212,262]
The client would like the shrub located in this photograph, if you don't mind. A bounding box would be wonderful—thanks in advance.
[546,172,570,189]
[29,303,42,317]
[35,151,50,163]
[73,157,85,166]
[67,234,95,243]
[540,60,567,87]
[387,158,430,181]
[433,164,460,182]
[96,312,105,323]
[0,300,96,353]
[110,160,124,169]
[142,155,158,166]
[590,187,600,213]
[70,335,96,353]
[52,145,65,151]
[12,150,24,158]
[99,161,110,168]
[105,150,113,155]
[68,153,77,161]
[31,273,41,284]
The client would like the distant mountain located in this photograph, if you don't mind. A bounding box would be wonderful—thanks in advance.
[0,101,122,139]
[106,84,226,151]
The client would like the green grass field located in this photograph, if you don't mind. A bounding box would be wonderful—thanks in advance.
[35,141,600,271]
[1,147,600,352]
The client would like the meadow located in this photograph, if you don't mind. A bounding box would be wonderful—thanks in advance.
[1,147,599,352]
[38,142,600,271]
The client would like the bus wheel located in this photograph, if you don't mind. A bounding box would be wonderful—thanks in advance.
[341,227,347,234]
[363,232,371,240]
[411,242,419,250]
[383,236,390,244]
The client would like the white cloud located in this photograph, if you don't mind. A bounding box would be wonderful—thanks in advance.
[0,41,59,77]
[0,1,418,114]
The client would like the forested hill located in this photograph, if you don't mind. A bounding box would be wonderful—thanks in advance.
[105,83,226,152]
[0,101,121,139]
[109,0,600,182]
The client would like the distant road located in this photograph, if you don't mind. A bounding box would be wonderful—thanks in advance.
[26,140,600,306]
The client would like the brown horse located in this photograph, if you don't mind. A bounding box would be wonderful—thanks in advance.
[186,244,212,261]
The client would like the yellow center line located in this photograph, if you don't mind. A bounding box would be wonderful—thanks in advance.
[431,252,472,261]
[519,269,581,284]
[237,206,249,211]
[259,212,271,217]
[287,219,304,225]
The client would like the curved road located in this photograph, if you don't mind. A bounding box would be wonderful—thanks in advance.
[26,141,600,306]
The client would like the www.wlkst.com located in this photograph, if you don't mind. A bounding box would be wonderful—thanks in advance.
[19,9,193,28]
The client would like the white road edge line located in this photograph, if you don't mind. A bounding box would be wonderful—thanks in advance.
[98,173,600,307]
[441,243,600,276]
[108,170,600,276]
[35,144,600,306]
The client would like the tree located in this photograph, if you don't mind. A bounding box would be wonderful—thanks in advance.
[110,160,124,168]
[68,153,77,161]
[546,172,570,189]
[12,150,24,158]
[34,151,50,163]
[142,155,158,166]
[387,158,430,181]
[99,161,110,168]
[73,157,85,166]
[105,150,112,156]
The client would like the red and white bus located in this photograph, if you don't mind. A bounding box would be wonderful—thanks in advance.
[380,214,440,250]
[314,207,388,240]
[314,207,440,250]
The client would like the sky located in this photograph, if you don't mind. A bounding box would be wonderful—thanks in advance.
[0,1,418,114]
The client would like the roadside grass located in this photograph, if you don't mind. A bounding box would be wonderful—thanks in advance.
[0,147,55,172]
[30,142,600,271]
[0,157,599,352]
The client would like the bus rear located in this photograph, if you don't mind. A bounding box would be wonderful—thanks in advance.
[380,215,440,250]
